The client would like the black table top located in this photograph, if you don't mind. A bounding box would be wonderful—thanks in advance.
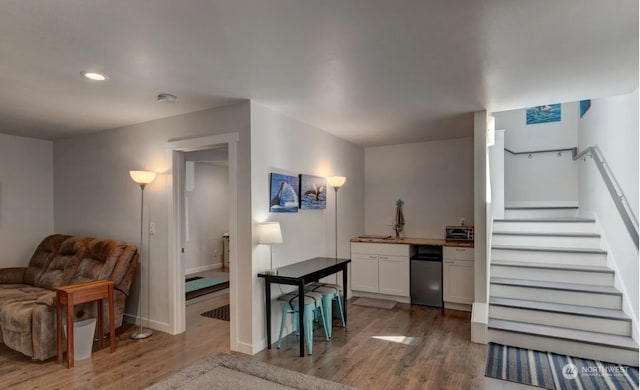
[257,257,350,279]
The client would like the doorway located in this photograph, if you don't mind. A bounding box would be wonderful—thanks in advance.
[183,147,230,327]
[168,133,239,351]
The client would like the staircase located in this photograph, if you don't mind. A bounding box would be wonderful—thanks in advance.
[487,206,639,366]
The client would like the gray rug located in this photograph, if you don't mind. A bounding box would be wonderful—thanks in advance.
[352,297,396,310]
[148,353,357,390]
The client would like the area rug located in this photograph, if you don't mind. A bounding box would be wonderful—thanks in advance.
[147,352,357,390]
[201,304,230,321]
[485,342,639,389]
[352,297,396,310]
[185,276,229,300]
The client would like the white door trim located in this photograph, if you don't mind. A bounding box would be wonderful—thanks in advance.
[167,133,239,352]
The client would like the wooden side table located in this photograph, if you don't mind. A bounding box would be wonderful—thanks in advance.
[55,280,116,368]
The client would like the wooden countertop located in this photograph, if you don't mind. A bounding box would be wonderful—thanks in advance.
[350,236,474,248]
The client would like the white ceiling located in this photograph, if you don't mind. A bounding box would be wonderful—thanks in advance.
[0,1,637,146]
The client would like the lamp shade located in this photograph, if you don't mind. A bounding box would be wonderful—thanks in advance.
[257,222,283,245]
[129,170,157,185]
[327,176,346,188]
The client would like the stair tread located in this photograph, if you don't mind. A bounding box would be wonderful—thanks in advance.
[492,244,607,254]
[489,297,630,321]
[488,318,639,350]
[494,218,595,223]
[491,277,621,295]
[491,260,614,273]
[493,231,600,238]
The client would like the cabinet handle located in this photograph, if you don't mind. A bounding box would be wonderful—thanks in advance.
[455,248,465,252]
[445,260,455,264]
[369,255,377,259]
[379,256,388,260]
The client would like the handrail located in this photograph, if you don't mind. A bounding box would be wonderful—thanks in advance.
[574,145,639,249]
[505,147,578,157]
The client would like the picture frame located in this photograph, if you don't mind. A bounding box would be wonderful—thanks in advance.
[299,174,327,209]
[579,99,591,118]
[269,173,299,213]
[526,104,561,125]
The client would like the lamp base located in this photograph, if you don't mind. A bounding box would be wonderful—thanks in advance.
[130,328,153,340]
[264,269,279,275]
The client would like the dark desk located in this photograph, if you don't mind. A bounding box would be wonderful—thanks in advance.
[258,257,351,357]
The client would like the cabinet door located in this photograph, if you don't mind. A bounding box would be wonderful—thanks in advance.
[443,259,474,304]
[351,254,379,293]
[378,255,410,297]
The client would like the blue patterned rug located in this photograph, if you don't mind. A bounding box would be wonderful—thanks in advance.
[486,343,639,389]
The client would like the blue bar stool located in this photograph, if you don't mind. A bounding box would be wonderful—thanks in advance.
[276,291,328,354]
[305,282,345,338]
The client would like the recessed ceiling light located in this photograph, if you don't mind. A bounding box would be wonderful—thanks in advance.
[82,71,108,81]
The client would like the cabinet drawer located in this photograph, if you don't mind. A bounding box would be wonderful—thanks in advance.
[351,243,410,256]
[443,246,474,261]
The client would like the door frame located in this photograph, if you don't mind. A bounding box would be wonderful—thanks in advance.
[168,132,239,351]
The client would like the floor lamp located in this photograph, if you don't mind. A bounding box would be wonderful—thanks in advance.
[257,221,283,275]
[129,170,157,340]
[327,176,346,259]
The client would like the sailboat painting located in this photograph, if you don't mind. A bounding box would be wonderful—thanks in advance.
[269,173,299,213]
[299,174,327,209]
[526,104,561,124]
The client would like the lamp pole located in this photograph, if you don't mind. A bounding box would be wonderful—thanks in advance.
[327,176,346,259]
[129,170,156,340]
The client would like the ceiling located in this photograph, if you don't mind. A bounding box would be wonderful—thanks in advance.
[0,1,637,146]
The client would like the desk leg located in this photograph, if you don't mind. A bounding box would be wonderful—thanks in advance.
[265,279,271,349]
[298,281,305,357]
[66,296,74,368]
[108,285,116,353]
[97,299,104,349]
[342,266,348,326]
[56,292,62,364]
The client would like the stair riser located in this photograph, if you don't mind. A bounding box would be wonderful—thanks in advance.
[490,265,615,286]
[487,329,639,366]
[490,284,622,309]
[491,249,607,267]
[504,209,579,219]
[489,306,631,336]
[492,235,601,249]
[493,221,597,234]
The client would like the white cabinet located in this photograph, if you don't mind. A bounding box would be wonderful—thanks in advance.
[351,253,379,293]
[443,247,474,305]
[351,243,411,297]
[379,255,410,296]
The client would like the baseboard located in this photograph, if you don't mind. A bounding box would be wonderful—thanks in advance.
[186,263,223,275]
[123,313,171,334]
[235,340,258,355]
[444,302,472,312]
[505,201,579,208]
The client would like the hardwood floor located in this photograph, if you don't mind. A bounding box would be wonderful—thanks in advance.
[0,295,526,389]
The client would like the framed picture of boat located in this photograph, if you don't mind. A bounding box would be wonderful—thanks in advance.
[269,173,299,213]
[299,174,327,209]
[526,104,561,125]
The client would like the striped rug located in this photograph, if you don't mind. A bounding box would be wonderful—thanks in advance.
[485,343,639,389]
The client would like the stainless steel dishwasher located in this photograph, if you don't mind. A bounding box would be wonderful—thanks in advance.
[410,246,443,307]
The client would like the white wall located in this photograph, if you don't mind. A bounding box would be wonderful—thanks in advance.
[494,102,579,205]
[250,102,364,352]
[53,103,253,346]
[184,162,229,273]
[364,138,474,238]
[184,148,229,274]
[0,134,54,266]
[576,89,638,326]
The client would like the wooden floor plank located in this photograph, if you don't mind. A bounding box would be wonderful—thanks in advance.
[0,293,527,389]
